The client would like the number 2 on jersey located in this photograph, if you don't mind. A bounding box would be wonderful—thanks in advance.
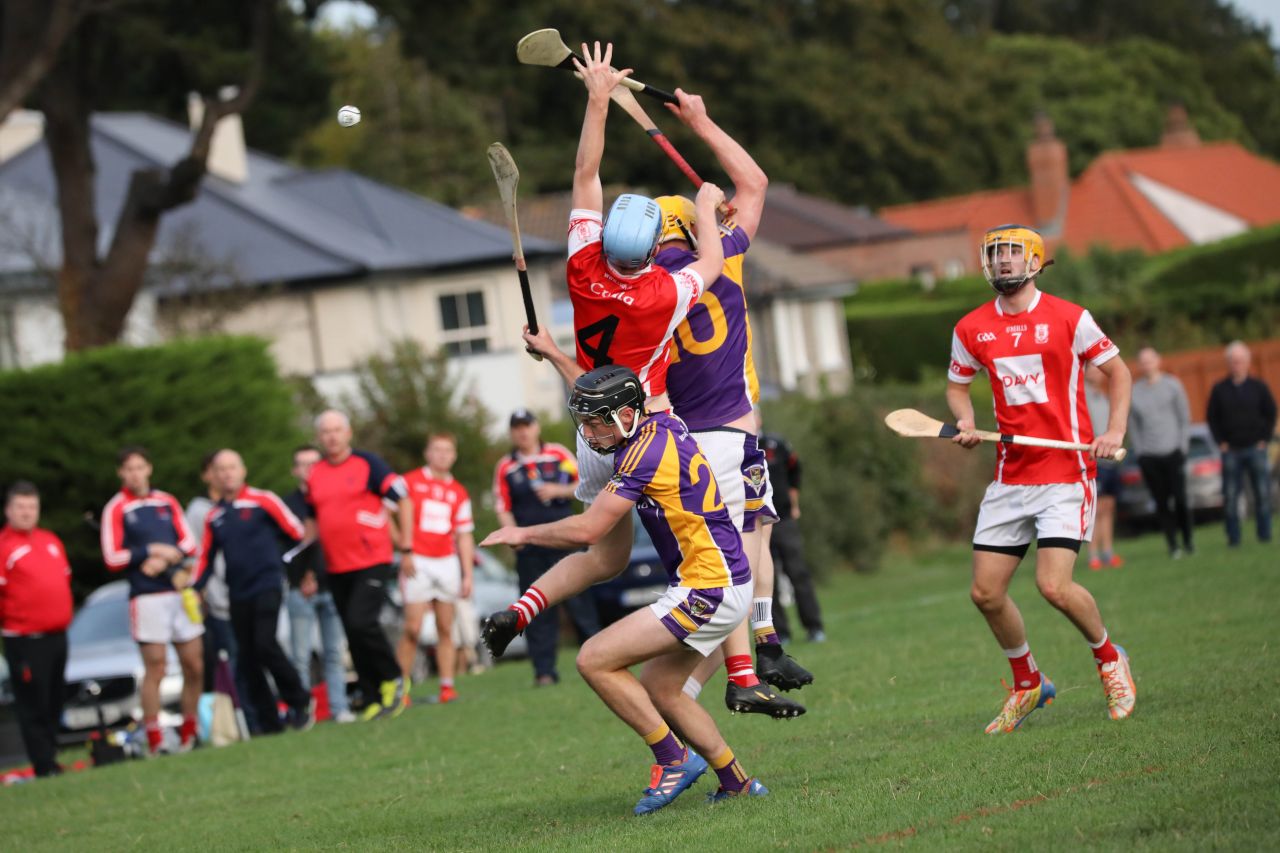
[577,314,620,367]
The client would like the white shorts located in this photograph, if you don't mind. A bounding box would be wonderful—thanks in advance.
[648,582,752,657]
[973,480,1097,551]
[402,554,461,604]
[575,430,617,504]
[130,592,204,645]
[690,429,777,533]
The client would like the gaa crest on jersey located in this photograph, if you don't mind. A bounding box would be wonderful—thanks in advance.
[743,464,766,490]
[1035,323,1050,344]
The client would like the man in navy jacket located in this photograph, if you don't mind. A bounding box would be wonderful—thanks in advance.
[194,449,313,733]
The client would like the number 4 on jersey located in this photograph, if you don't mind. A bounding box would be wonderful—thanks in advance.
[577,314,620,367]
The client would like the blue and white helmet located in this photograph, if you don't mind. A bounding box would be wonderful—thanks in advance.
[602,194,662,273]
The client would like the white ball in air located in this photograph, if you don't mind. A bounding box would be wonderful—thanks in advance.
[337,105,361,127]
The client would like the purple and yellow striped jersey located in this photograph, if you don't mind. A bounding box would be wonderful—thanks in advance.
[657,225,760,431]
[603,411,750,589]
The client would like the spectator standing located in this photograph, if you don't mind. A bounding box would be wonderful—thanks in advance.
[1084,364,1124,569]
[282,445,353,723]
[1129,347,1194,557]
[193,450,312,733]
[493,409,599,685]
[306,411,410,720]
[0,482,73,777]
[185,451,256,731]
[100,446,202,755]
[1207,341,1277,546]
[398,433,474,704]
[760,431,825,643]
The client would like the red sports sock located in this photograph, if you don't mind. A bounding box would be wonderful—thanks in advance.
[510,586,548,631]
[180,716,197,746]
[726,654,759,688]
[1004,644,1041,690]
[1090,631,1120,665]
[145,718,163,753]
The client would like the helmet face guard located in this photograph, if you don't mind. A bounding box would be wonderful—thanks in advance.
[981,225,1047,295]
[602,194,663,274]
[568,366,645,455]
[655,195,698,250]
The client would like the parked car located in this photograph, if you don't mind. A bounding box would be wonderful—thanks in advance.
[1117,424,1223,524]
[591,512,666,626]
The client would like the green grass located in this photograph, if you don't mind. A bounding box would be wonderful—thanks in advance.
[4,532,1278,851]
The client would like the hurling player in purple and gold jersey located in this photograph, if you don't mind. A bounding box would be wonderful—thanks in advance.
[481,367,769,815]
[653,89,813,715]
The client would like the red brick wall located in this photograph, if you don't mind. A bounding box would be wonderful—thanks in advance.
[808,230,974,283]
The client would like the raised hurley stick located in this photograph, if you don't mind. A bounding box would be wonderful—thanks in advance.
[517,28,678,104]
[884,408,1127,461]
[487,142,542,361]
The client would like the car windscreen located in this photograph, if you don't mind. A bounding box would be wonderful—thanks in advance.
[1188,434,1214,459]
[67,596,131,645]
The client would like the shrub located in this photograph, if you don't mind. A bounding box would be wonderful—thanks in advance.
[0,337,304,598]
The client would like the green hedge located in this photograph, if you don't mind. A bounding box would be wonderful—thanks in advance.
[0,337,305,597]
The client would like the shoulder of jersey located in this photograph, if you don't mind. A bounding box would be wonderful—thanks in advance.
[957,299,999,328]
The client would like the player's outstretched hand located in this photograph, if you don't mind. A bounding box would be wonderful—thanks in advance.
[481,610,521,658]
[695,181,725,211]
[952,418,982,449]
[664,88,710,128]
[481,525,526,548]
[523,324,562,362]
[571,41,632,102]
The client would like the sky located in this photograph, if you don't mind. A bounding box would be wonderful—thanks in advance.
[316,0,1279,46]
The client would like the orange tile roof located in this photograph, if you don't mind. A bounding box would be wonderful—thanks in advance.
[880,141,1280,255]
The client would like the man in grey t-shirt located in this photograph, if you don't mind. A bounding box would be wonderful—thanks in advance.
[1129,347,1193,557]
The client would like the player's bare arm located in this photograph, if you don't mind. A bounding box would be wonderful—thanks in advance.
[665,89,768,239]
[457,530,475,599]
[482,490,632,553]
[397,495,416,578]
[685,183,726,284]
[945,380,982,448]
[523,323,584,385]
[571,42,631,213]
[1092,355,1131,460]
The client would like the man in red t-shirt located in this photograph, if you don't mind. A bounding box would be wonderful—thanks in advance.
[306,410,412,720]
[521,42,727,617]
[1,481,74,777]
[947,224,1135,734]
[397,433,474,705]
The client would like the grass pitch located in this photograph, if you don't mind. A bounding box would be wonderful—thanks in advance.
[3,531,1277,851]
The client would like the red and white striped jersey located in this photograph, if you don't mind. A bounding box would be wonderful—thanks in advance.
[948,290,1119,485]
[566,209,704,398]
[403,468,473,559]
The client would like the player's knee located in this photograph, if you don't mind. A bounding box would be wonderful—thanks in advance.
[1036,578,1071,609]
[575,642,603,681]
[970,583,1003,612]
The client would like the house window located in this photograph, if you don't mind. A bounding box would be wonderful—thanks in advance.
[438,290,489,355]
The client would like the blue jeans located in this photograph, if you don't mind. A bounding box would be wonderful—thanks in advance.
[286,589,350,716]
[1222,446,1273,545]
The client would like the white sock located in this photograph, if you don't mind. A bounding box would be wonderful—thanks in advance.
[751,597,774,630]
[1087,630,1109,650]
[682,676,703,701]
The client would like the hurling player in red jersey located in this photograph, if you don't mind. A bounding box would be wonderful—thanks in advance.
[397,433,474,705]
[522,42,728,598]
[947,224,1136,733]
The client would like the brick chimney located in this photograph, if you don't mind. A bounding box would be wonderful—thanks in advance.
[187,87,248,184]
[1161,103,1200,149]
[1026,112,1068,233]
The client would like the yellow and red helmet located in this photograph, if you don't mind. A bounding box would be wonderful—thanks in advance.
[655,195,697,249]
[980,224,1047,295]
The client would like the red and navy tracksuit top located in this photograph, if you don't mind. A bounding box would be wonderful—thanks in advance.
[100,488,197,598]
[193,486,305,602]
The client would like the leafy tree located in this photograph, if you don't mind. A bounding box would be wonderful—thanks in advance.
[342,341,504,535]
[1,0,333,350]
